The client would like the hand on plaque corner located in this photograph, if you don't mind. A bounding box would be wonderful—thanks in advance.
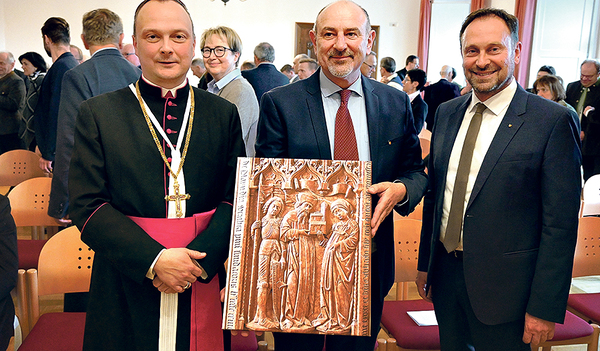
[368,181,407,237]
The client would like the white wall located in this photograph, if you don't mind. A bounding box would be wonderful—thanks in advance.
[0,0,520,81]
[0,0,421,81]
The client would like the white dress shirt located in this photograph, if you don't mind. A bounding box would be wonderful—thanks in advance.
[319,70,371,161]
[440,79,518,249]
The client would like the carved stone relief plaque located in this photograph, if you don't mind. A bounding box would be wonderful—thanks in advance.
[223,158,372,336]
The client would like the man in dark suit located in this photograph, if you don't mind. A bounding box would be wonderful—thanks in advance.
[241,42,289,102]
[49,8,141,224]
[35,17,78,173]
[255,1,427,350]
[402,68,428,133]
[565,59,600,180]
[0,51,26,154]
[417,8,581,350]
[396,54,419,82]
[0,195,17,351]
[68,1,245,349]
[423,64,461,131]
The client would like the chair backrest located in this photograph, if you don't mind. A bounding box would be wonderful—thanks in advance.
[37,226,94,296]
[393,219,422,283]
[0,150,47,187]
[418,128,432,141]
[7,177,56,227]
[419,138,431,160]
[572,217,600,278]
[583,174,600,203]
[406,200,423,220]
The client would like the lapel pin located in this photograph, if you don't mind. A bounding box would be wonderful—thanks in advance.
[508,124,513,128]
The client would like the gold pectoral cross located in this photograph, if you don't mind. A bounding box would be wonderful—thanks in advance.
[165,182,191,218]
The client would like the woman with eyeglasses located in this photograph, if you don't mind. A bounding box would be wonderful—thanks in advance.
[200,26,259,156]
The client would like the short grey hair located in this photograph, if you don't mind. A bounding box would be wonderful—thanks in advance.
[582,59,600,73]
[0,51,15,64]
[192,58,205,69]
[254,42,275,63]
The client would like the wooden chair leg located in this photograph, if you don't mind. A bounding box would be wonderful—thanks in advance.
[587,324,599,351]
[386,338,397,351]
[15,269,29,338]
[258,340,268,351]
[25,269,39,327]
[376,338,387,351]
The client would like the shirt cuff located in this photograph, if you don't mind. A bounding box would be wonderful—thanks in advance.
[393,180,409,208]
[146,248,166,280]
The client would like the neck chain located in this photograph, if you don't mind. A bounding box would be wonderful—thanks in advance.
[134,81,195,217]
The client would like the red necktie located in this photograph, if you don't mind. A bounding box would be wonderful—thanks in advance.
[334,89,359,160]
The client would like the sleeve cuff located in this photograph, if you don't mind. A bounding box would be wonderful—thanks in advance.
[146,248,166,280]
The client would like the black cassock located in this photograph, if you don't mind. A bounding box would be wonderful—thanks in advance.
[69,79,245,351]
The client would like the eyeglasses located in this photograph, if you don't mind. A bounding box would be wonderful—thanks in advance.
[201,46,233,58]
[362,62,376,70]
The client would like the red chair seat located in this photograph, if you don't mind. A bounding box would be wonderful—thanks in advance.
[549,310,594,341]
[231,331,258,351]
[568,293,600,323]
[381,299,440,350]
[19,312,86,350]
[18,239,47,269]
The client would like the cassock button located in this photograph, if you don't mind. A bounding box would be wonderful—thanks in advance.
[167,157,172,162]
[167,115,175,120]
[168,101,177,107]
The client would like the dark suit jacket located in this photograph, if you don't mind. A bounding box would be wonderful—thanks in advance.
[256,71,428,299]
[69,82,244,350]
[0,195,17,351]
[411,93,428,133]
[49,48,141,219]
[34,51,78,161]
[0,71,26,135]
[241,63,289,102]
[423,78,461,131]
[396,67,408,82]
[566,80,600,155]
[418,86,581,325]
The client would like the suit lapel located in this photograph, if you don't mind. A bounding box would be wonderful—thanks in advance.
[435,97,471,179]
[362,78,380,165]
[467,87,527,209]
[305,72,332,159]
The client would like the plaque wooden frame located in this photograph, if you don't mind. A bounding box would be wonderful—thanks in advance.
[223,157,372,336]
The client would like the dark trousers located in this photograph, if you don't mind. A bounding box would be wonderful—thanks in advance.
[430,244,530,351]
[582,155,600,181]
[0,133,23,155]
[273,252,386,351]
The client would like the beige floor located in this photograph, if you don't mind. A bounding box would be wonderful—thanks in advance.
[10,226,599,350]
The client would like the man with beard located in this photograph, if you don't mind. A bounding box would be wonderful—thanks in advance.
[35,17,78,173]
[255,1,427,350]
[416,8,581,350]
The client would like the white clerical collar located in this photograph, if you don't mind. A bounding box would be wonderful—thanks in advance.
[141,74,188,98]
[407,91,420,102]
[319,69,364,98]
[469,78,517,116]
